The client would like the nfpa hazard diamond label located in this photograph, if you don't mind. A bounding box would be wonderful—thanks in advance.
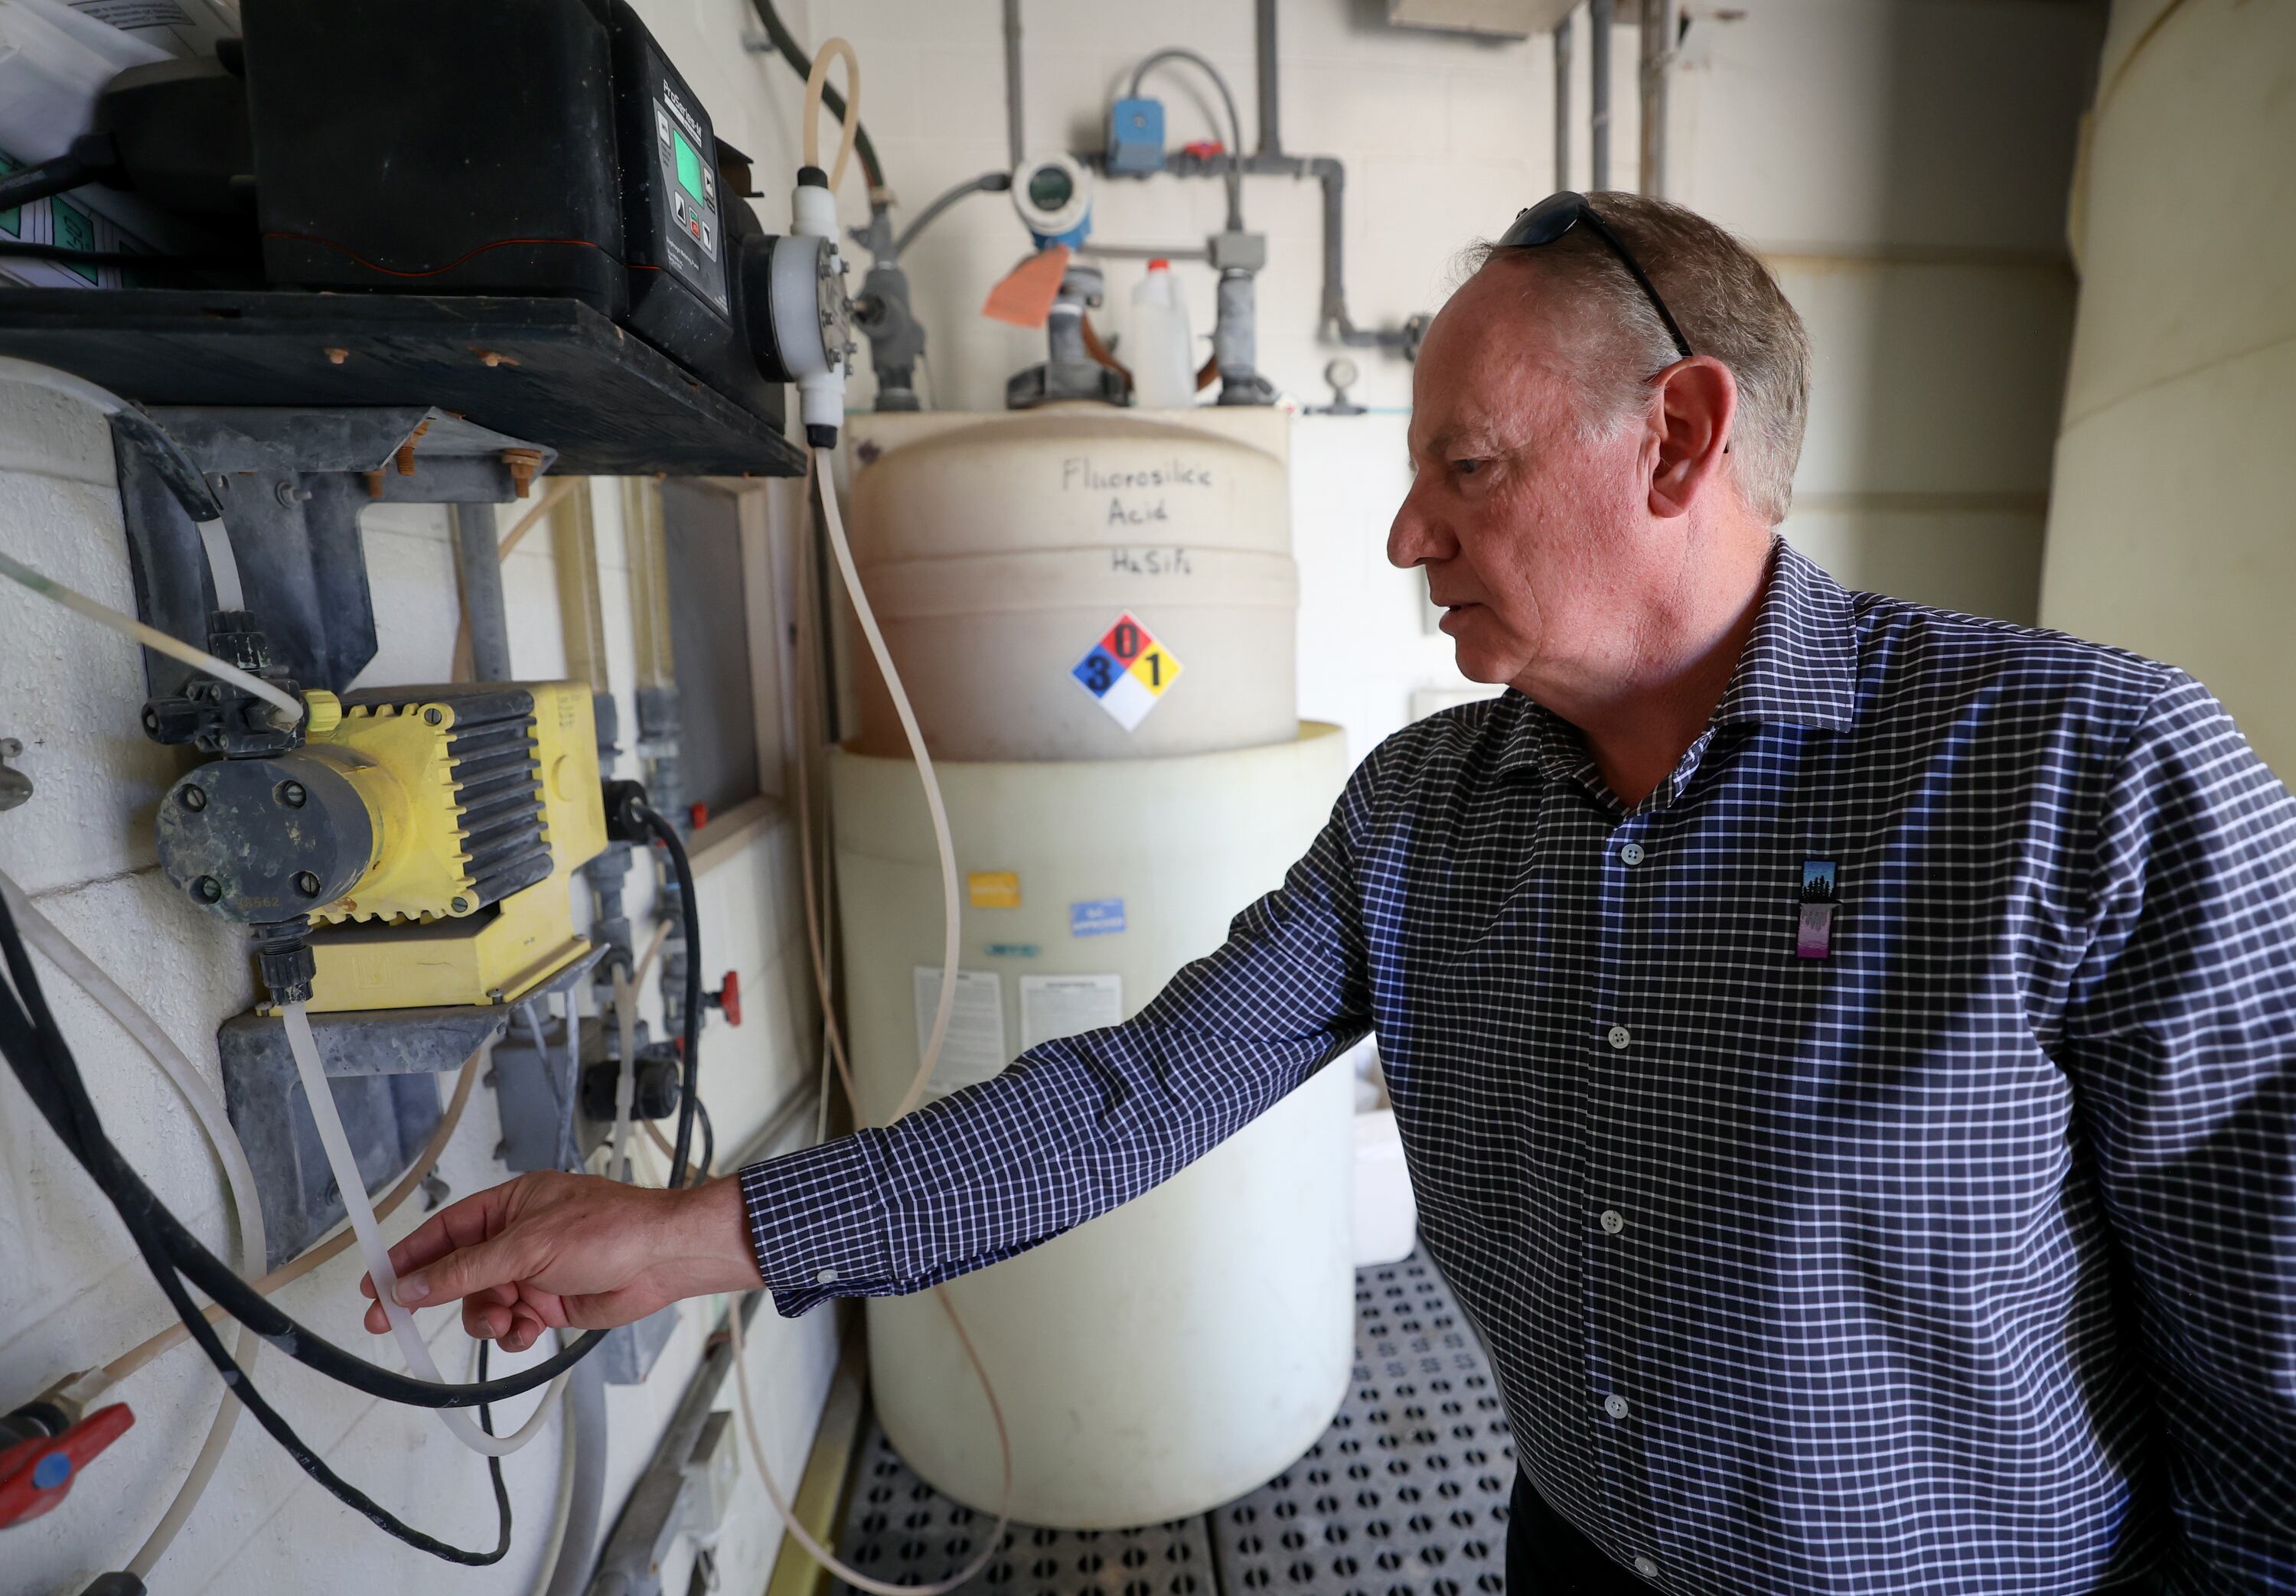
[1069,612,1184,731]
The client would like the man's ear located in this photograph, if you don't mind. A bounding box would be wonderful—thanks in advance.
[1646,355,1738,520]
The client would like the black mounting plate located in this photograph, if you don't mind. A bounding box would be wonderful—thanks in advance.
[0,287,807,477]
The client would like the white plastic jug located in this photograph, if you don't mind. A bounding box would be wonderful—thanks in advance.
[1128,259,1197,409]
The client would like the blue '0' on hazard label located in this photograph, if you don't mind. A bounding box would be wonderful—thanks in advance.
[1071,898,1126,936]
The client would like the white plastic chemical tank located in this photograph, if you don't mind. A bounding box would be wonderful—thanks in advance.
[2037,0,2296,774]
[843,405,1296,762]
[833,725,1357,1526]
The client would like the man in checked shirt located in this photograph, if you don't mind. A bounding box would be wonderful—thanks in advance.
[362,193,2296,1594]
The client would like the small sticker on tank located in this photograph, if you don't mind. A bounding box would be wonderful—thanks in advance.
[1071,898,1126,937]
[1070,612,1183,731]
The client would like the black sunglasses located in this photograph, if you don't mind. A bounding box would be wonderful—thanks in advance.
[1498,191,1694,362]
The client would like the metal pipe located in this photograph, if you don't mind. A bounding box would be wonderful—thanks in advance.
[451,504,513,682]
[1091,148,1423,356]
[1589,0,1613,191]
[1639,0,1675,197]
[1255,0,1282,155]
[1553,15,1574,191]
[892,171,1009,259]
[1003,0,1025,170]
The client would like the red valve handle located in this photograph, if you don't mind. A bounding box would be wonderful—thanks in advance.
[689,801,710,831]
[706,969,741,1028]
[0,1404,134,1529]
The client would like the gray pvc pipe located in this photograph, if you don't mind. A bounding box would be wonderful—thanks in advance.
[1590,0,1613,190]
[451,503,514,682]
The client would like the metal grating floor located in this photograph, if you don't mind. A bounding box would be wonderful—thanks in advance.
[833,1256,1512,1596]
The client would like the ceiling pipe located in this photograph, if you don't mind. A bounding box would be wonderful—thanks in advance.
[1552,14,1573,191]
[1639,0,1676,197]
[1002,0,1024,170]
[1255,0,1281,155]
[1589,0,1613,189]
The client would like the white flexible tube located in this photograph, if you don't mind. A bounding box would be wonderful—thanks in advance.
[729,1291,1011,1596]
[282,1002,563,1455]
[0,549,304,727]
[608,919,673,1181]
[526,1380,581,1596]
[609,966,639,1183]
[815,448,959,1122]
[0,871,268,1578]
[800,37,862,191]
[194,517,245,611]
[0,356,241,609]
[722,446,1010,1596]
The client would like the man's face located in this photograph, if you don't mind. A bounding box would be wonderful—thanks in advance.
[1388,265,1653,692]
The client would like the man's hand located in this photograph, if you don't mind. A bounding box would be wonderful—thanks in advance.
[357,1171,765,1352]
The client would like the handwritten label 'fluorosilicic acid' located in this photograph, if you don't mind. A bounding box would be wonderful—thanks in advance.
[1063,455,1214,529]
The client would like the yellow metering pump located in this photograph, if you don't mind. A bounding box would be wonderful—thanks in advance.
[154,679,607,1011]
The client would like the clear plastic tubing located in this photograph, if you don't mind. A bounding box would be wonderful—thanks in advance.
[282,1001,563,1454]
[815,445,959,1121]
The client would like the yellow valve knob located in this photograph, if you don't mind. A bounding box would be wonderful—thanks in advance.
[302,690,343,737]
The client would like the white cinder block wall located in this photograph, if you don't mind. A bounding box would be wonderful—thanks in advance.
[1,2,2104,1590]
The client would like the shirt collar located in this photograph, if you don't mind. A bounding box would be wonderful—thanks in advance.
[1711,539,1858,732]
[1493,538,1858,782]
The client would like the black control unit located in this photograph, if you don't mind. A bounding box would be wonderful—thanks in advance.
[234,0,780,419]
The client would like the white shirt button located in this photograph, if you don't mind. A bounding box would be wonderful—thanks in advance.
[1606,1024,1631,1050]
[1600,1209,1626,1235]
[816,1267,839,1285]
[1619,842,1646,866]
[1634,1555,1659,1578]
[1605,1394,1630,1419]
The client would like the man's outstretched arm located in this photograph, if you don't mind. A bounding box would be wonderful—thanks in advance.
[360,746,1387,1340]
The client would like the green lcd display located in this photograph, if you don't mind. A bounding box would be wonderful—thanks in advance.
[673,129,706,205]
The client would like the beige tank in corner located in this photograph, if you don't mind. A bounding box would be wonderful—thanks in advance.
[2037,0,2296,776]
[843,404,1296,762]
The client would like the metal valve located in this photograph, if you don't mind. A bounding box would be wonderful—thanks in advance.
[705,970,741,1027]
[0,1402,134,1529]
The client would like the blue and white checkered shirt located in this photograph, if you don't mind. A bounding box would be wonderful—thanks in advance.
[740,542,2296,1594]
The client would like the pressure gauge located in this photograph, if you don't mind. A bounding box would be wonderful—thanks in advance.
[1012,151,1092,248]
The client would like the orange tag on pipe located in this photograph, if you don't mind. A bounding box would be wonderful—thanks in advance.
[981,244,1071,328]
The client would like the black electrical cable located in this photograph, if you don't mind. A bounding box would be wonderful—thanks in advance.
[748,0,887,198]
[891,171,1010,259]
[693,1093,716,1181]
[1127,47,1247,230]
[0,887,602,1410]
[633,799,706,1188]
[0,908,514,1564]
[0,138,108,210]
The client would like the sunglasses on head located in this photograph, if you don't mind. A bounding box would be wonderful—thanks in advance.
[1498,191,1695,362]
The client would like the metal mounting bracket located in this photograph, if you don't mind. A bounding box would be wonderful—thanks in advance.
[217,946,600,1270]
[115,406,557,700]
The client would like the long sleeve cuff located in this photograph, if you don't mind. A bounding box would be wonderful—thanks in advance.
[737,1132,899,1317]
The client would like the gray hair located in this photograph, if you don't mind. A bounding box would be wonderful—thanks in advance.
[1468,192,1811,526]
